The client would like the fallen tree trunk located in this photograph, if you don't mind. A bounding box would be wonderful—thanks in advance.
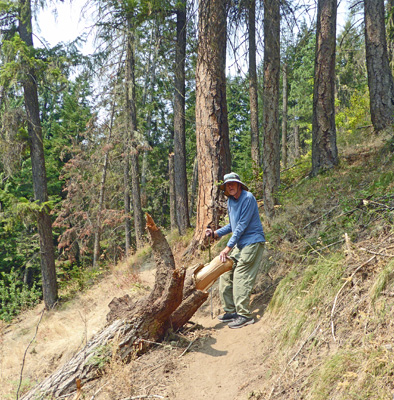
[20,214,232,399]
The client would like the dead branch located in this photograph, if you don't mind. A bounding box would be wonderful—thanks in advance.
[303,204,340,229]
[310,239,345,254]
[359,247,394,257]
[178,338,197,357]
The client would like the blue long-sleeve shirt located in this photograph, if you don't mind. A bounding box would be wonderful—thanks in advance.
[216,190,265,249]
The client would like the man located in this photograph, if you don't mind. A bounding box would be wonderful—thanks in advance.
[206,172,265,329]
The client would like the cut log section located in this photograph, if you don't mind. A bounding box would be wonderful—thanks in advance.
[194,255,233,291]
[20,214,232,399]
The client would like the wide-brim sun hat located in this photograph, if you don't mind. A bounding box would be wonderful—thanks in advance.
[219,172,249,196]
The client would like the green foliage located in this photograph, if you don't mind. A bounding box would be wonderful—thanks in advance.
[0,268,41,321]
[336,18,367,110]
[57,263,103,294]
[87,344,112,369]
[335,17,370,149]
[0,180,42,278]
[0,29,94,314]
[227,75,252,176]
[285,26,315,147]
[279,151,311,188]
[336,89,371,147]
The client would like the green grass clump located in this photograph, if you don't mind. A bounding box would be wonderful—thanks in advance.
[269,253,346,345]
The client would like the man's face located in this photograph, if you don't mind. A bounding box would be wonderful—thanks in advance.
[226,181,242,198]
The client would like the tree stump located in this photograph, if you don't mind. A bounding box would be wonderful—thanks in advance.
[20,214,232,399]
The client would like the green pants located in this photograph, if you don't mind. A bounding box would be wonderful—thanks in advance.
[219,242,265,318]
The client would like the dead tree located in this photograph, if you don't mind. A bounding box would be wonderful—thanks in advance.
[20,214,232,399]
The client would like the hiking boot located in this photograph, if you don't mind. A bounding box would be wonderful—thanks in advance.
[217,312,238,322]
[228,315,254,329]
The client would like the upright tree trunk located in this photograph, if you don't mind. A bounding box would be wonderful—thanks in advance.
[364,0,394,131]
[248,0,260,190]
[18,0,57,308]
[189,156,198,220]
[262,0,280,221]
[169,153,178,232]
[124,149,132,256]
[93,144,108,266]
[387,0,394,71]
[174,0,190,235]
[281,62,288,169]
[93,98,116,267]
[141,26,160,207]
[192,0,231,249]
[311,0,338,176]
[140,152,148,207]
[294,124,301,159]
[126,19,145,249]
[130,151,144,250]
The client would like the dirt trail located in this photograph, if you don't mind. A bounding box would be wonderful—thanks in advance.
[169,317,265,399]
[136,264,276,400]
[164,291,274,400]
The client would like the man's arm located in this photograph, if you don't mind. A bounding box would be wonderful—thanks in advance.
[216,223,232,238]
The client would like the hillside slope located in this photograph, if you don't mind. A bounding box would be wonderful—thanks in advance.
[2,131,394,400]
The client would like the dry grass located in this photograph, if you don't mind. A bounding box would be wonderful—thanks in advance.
[0,256,152,399]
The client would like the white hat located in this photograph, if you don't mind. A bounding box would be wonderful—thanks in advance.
[219,172,249,196]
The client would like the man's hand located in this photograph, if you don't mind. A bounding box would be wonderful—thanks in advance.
[205,228,217,238]
[219,246,232,263]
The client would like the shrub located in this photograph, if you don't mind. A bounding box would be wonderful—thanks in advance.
[0,268,41,321]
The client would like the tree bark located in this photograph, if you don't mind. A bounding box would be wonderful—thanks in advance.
[20,215,233,399]
[124,146,132,256]
[174,0,190,235]
[311,0,338,176]
[364,0,394,131]
[281,62,288,169]
[192,0,231,250]
[262,0,281,221]
[189,156,198,220]
[248,0,261,192]
[169,153,178,231]
[126,18,145,249]
[18,0,58,308]
[294,125,301,159]
[141,25,160,207]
